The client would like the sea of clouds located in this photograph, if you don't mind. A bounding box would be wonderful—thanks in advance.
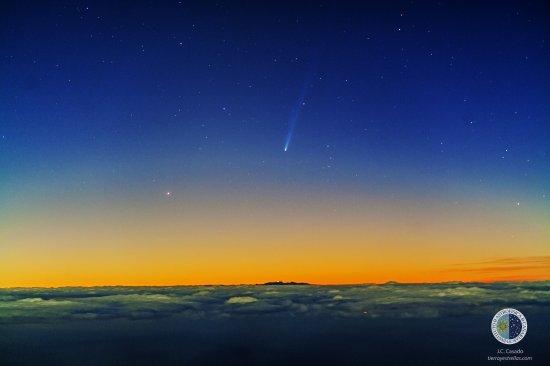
[1,282,548,322]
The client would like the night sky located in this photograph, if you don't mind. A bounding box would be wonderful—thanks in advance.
[1,1,549,286]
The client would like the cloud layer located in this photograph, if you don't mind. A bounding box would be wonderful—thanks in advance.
[1,282,548,323]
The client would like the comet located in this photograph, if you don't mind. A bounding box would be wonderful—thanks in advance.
[283,56,318,152]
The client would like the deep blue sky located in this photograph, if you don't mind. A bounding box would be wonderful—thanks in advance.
[1,0,549,219]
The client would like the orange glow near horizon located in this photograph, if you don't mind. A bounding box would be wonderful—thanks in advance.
[1,191,549,287]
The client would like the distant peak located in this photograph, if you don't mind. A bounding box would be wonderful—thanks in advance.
[383,281,401,285]
[261,281,310,286]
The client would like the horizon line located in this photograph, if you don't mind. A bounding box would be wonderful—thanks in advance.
[1,278,549,289]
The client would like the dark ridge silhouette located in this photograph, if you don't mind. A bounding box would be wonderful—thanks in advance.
[260,281,311,286]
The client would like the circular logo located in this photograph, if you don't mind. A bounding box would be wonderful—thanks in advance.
[491,308,527,344]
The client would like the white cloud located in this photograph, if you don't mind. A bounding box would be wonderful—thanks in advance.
[0,282,548,322]
[226,296,258,304]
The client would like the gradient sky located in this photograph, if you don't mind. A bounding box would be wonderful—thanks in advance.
[1,1,549,286]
